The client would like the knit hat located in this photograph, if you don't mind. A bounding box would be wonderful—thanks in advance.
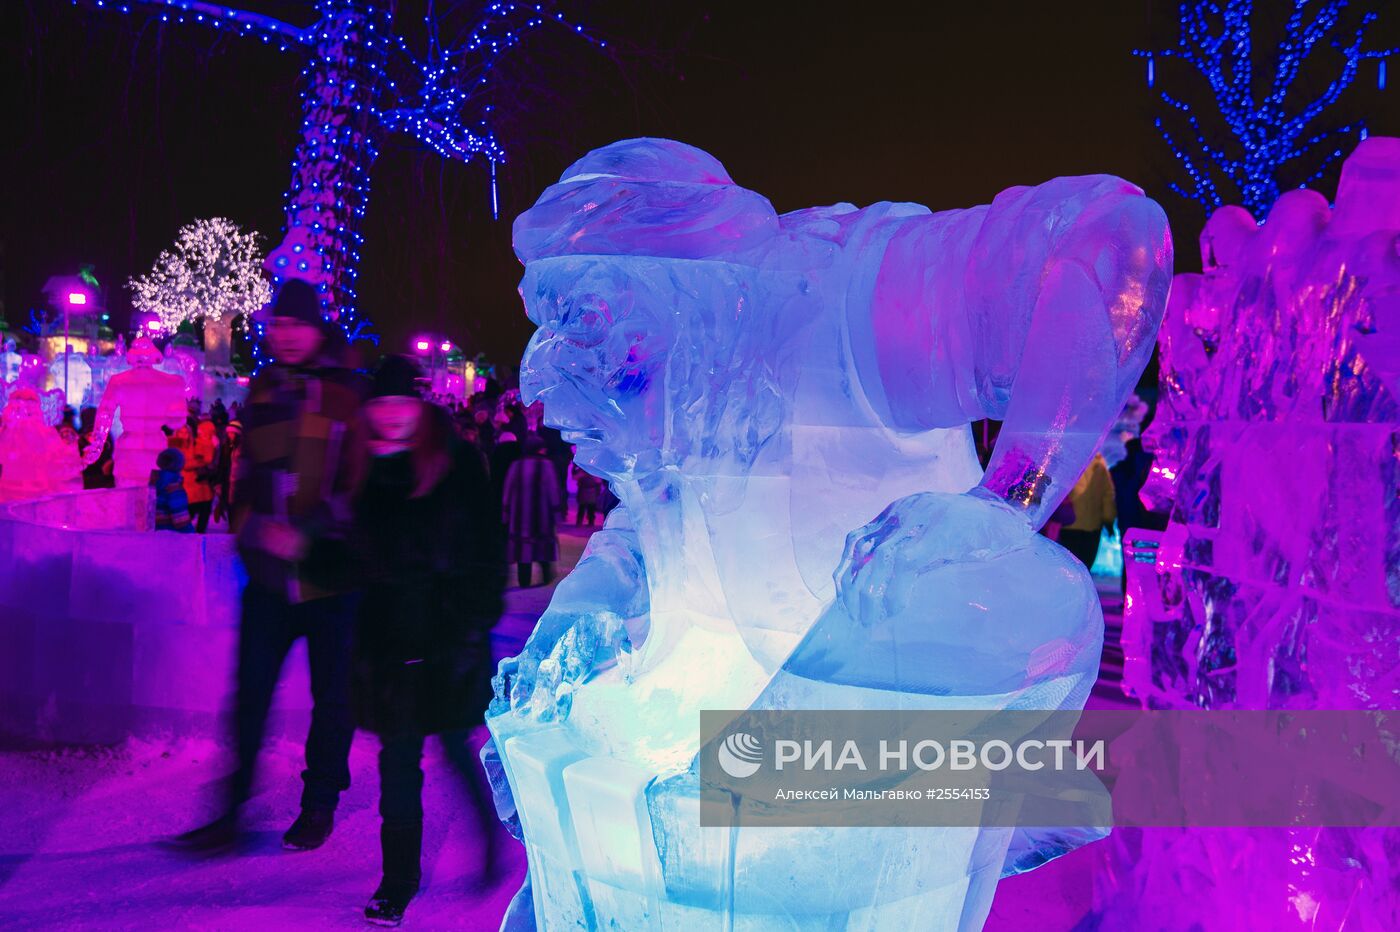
[270,278,326,329]
[370,354,423,399]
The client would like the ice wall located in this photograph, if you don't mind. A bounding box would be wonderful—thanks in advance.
[1113,138,1400,930]
[0,488,309,746]
[487,138,1171,930]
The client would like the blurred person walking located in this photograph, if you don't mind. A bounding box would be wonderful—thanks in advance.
[352,356,506,925]
[171,279,365,854]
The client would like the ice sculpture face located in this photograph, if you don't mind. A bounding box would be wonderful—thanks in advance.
[520,258,694,478]
[490,138,1172,931]
[520,259,770,483]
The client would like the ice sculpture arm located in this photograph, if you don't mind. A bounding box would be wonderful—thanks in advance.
[972,182,1171,528]
[870,177,1172,529]
[493,502,648,718]
[82,391,119,466]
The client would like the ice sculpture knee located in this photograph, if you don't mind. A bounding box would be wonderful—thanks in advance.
[487,138,1170,929]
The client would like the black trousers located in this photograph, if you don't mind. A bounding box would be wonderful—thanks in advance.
[1058,528,1102,570]
[230,585,357,812]
[378,730,496,882]
[516,562,553,587]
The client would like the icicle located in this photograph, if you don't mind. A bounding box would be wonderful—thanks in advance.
[491,160,500,220]
[1379,58,1387,91]
[1147,54,1155,88]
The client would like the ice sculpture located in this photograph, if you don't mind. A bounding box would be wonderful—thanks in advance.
[0,386,83,503]
[486,138,1171,929]
[83,336,189,487]
[1113,138,1400,930]
[0,352,66,426]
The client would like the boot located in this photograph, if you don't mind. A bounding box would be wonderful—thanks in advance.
[283,808,335,851]
[365,821,422,926]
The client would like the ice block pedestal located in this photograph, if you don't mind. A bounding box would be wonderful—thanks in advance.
[0,487,311,745]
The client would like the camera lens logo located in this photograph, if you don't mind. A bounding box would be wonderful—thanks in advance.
[717,732,763,778]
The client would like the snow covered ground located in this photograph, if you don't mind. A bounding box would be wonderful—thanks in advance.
[0,732,522,930]
[0,529,589,931]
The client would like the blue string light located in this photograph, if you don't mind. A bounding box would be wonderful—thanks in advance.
[1134,0,1397,219]
[78,0,601,367]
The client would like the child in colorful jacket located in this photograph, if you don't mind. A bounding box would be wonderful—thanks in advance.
[153,447,193,532]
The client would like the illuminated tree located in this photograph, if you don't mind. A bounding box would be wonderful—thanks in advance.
[1136,0,1396,218]
[84,0,603,363]
[129,217,271,368]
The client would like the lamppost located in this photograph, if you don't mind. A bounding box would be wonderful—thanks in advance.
[63,290,87,400]
[41,274,100,407]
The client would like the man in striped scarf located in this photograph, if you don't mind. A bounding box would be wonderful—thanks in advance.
[172,279,366,854]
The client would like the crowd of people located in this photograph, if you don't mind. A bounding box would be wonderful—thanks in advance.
[145,280,614,927]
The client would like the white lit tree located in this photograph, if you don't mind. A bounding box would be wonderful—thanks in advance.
[129,217,272,369]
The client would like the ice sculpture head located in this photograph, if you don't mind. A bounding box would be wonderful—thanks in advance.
[1333,135,1400,234]
[3,387,44,423]
[126,336,163,368]
[514,139,783,480]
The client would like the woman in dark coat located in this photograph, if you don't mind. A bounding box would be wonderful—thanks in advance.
[502,435,561,587]
[352,356,506,926]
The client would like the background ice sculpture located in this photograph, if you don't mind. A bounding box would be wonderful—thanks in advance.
[486,138,1171,930]
[82,336,189,487]
[0,386,83,503]
[1114,137,1400,930]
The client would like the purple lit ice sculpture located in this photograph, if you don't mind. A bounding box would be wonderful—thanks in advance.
[83,336,189,488]
[485,139,1171,929]
[0,386,83,503]
[1114,138,1400,930]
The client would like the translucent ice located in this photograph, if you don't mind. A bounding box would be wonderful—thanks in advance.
[1117,138,1400,929]
[488,138,1171,929]
[0,387,83,503]
[82,336,189,488]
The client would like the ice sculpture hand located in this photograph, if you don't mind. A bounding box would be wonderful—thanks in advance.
[836,490,1031,623]
[781,490,1101,701]
[81,407,113,467]
[493,504,648,722]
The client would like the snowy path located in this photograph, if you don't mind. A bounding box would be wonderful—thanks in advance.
[0,527,592,931]
[0,733,522,930]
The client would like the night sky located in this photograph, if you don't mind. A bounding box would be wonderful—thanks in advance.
[4,1,1396,366]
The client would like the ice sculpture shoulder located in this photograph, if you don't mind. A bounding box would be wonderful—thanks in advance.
[488,138,1171,930]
